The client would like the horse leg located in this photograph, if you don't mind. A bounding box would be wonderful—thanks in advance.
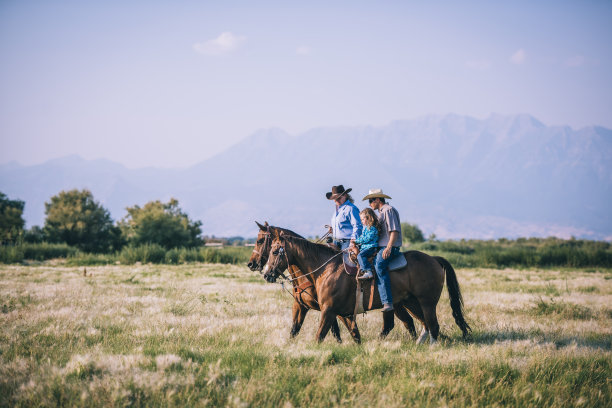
[420,302,440,345]
[290,301,309,338]
[330,319,343,343]
[337,316,361,344]
[394,305,417,339]
[315,307,336,343]
[416,327,430,345]
[401,297,429,343]
[379,310,395,339]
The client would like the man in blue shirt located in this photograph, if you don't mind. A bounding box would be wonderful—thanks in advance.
[326,185,362,251]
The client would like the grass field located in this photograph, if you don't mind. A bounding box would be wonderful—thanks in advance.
[1,263,610,407]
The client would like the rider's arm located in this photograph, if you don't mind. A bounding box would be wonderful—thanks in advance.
[383,231,399,259]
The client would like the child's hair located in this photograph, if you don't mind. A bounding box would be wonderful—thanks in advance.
[360,208,380,233]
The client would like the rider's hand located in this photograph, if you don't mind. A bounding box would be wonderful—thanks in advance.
[382,247,391,260]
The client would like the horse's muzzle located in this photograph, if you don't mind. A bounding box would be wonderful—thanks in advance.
[264,272,277,283]
[247,261,264,273]
[262,265,279,283]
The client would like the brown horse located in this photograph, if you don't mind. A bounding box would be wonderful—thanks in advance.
[247,221,418,342]
[247,221,354,342]
[263,231,470,343]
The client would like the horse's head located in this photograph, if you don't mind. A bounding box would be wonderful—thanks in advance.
[247,221,271,272]
[262,232,288,283]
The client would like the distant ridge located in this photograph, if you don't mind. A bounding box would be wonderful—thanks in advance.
[1,114,611,240]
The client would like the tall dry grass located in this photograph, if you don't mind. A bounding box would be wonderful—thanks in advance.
[0,264,610,407]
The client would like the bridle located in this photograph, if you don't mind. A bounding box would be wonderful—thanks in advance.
[254,225,331,272]
[251,227,272,272]
[263,239,290,282]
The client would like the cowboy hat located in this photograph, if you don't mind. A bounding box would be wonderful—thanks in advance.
[362,188,392,201]
[326,185,352,200]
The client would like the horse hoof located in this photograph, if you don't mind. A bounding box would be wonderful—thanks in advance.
[416,329,430,345]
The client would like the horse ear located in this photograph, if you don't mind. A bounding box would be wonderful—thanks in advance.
[255,221,267,231]
[264,221,269,227]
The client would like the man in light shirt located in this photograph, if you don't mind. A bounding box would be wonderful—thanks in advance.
[362,189,402,312]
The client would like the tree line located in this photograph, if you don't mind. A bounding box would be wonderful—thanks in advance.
[3,190,611,268]
[1,190,202,252]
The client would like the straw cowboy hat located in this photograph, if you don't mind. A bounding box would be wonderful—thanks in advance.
[326,185,352,200]
[362,188,392,201]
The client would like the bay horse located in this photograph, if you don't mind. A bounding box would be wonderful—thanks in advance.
[247,221,418,342]
[247,221,354,342]
[262,231,471,343]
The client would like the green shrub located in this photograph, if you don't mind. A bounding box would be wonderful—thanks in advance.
[179,248,203,263]
[0,243,78,263]
[200,247,250,264]
[66,253,114,266]
[118,244,167,264]
[2,237,610,268]
[23,243,77,260]
[0,245,25,263]
[165,248,181,264]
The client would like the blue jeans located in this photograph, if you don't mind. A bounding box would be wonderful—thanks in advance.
[375,246,400,306]
[357,247,376,272]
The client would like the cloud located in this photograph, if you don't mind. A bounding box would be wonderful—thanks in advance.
[296,46,312,56]
[510,49,526,65]
[193,32,246,56]
[565,55,585,67]
[465,59,491,70]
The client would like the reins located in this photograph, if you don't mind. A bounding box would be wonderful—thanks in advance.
[314,225,333,244]
[282,250,344,283]
[269,239,347,306]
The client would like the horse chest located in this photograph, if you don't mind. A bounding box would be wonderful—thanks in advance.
[293,280,319,309]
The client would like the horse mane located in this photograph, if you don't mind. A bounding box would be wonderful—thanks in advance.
[269,225,303,239]
[283,235,341,262]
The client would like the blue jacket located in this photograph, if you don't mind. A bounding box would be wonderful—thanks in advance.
[355,225,379,250]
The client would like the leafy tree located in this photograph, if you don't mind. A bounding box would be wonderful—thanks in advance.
[24,226,45,243]
[119,198,202,249]
[401,222,425,244]
[0,192,25,244]
[44,189,122,252]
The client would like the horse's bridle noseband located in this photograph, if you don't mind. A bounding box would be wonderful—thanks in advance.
[264,239,289,282]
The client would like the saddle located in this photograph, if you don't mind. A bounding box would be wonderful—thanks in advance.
[344,247,408,315]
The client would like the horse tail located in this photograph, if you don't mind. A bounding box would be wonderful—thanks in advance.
[434,256,471,337]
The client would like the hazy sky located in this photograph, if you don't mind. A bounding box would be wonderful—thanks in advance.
[1,0,611,168]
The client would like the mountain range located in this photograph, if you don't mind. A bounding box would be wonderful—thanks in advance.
[1,114,611,240]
